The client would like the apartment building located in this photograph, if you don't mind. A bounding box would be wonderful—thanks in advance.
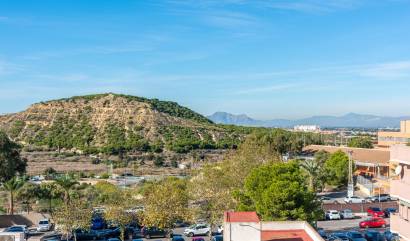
[223,211,324,241]
[390,145,410,241]
[378,120,410,147]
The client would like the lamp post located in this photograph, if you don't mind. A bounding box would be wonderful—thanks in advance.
[347,150,354,198]
[239,223,262,241]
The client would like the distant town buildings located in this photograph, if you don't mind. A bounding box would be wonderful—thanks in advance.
[294,125,321,132]
[389,144,410,241]
[378,120,410,146]
[223,211,324,241]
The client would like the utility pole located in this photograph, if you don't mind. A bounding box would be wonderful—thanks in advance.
[348,150,354,198]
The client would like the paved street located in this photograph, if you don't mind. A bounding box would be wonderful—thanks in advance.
[317,216,389,232]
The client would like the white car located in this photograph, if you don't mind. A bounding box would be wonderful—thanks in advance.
[217,225,223,234]
[325,210,341,220]
[340,209,354,219]
[37,219,52,232]
[183,224,211,237]
[344,196,365,204]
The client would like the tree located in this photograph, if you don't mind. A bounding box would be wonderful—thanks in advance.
[92,181,121,205]
[153,156,164,167]
[300,159,320,191]
[55,175,79,204]
[143,178,191,231]
[325,150,349,186]
[3,177,25,215]
[237,161,322,223]
[0,131,27,182]
[38,182,64,213]
[104,194,137,241]
[53,199,92,241]
[348,137,373,149]
[16,183,40,213]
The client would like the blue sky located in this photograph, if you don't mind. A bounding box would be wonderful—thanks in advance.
[1,0,410,119]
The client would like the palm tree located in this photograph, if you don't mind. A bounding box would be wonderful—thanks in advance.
[300,159,320,191]
[55,175,79,204]
[3,177,24,215]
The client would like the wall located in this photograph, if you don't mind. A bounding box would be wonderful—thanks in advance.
[224,222,261,241]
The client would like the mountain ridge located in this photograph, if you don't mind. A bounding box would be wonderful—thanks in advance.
[208,112,409,128]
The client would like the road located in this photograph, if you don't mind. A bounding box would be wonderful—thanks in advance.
[317,216,389,233]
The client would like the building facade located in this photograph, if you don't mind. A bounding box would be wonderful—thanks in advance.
[390,145,410,241]
[223,211,324,241]
[378,120,410,147]
[294,125,321,132]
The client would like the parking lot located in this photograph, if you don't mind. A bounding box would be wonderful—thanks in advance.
[317,215,389,232]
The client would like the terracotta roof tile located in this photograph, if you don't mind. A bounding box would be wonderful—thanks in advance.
[224,211,260,223]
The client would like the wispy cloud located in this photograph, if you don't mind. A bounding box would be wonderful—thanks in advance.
[167,0,363,13]
[358,61,410,79]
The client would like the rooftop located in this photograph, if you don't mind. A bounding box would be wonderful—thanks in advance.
[262,230,314,241]
[303,145,390,166]
[224,211,260,223]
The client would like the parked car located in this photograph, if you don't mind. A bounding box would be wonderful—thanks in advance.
[331,232,350,241]
[192,238,206,241]
[367,207,384,217]
[171,236,185,241]
[141,227,172,239]
[217,225,224,234]
[347,231,367,241]
[383,208,397,218]
[326,210,341,220]
[91,217,106,230]
[360,218,387,228]
[37,219,52,232]
[364,230,386,241]
[340,209,354,219]
[370,194,391,203]
[345,196,365,204]
[212,235,223,241]
[384,231,399,241]
[107,238,121,241]
[184,224,211,237]
[3,225,27,233]
[317,229,327,240]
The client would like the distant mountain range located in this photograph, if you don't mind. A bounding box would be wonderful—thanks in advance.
[207,112,410,128]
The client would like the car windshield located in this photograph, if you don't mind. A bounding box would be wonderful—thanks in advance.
[372,208,381,211]
[344,210,352,213]
[39,221,49,224]
[331,211,338,214]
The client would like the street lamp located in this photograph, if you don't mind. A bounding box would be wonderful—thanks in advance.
[347,150,354,198]
[238,223,262,241]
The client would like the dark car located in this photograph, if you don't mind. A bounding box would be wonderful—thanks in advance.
[347,231,367,241]
[384,231,399,241]
[331,232,350,241]
[172,236,185,241]
[364,230,386,241]
[383,208,397,218]
[141,227,172,239]
[91,217,106,230]
[212,235,223,241]
[317,229,328,240]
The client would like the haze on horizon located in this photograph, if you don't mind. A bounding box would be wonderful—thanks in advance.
[1,0,410,119]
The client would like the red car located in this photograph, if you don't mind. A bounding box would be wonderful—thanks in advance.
[359,217,386,228]
[367,207,384,217]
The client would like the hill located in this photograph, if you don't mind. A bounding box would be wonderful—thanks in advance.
[208,112,409,128]
[0,94,246,154]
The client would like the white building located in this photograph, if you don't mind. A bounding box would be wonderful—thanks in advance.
[223,211,324,241]
[294,125,321,132]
